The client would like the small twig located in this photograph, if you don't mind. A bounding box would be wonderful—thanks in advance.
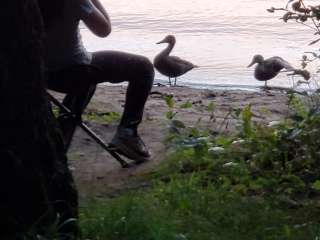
[296,20,318,31]
[217,110,233,133]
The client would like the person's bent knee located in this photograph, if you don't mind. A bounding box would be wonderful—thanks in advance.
[136,56,155,86]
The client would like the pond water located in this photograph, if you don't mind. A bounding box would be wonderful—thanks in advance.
[81,0,319,90]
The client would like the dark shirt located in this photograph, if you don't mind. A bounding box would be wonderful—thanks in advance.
[43,0,94,71]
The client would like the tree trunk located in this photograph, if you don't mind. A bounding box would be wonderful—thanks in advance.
[0,0,78,238]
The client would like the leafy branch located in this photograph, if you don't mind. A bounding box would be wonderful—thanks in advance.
[268,0,320,43]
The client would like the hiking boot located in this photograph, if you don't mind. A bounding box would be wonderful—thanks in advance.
[110,127,151,163]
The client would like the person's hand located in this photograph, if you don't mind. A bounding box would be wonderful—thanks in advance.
[81,0,111,37]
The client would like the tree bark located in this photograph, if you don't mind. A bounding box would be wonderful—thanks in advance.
[0,0,78,238]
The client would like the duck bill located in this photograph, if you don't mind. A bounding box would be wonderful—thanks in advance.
[156,39,166,44]
[247,60,255,68]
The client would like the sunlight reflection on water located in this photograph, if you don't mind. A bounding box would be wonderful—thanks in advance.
[81,0,319,90]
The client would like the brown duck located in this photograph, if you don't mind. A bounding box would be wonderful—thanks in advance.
[248,55,310,87]
[248,54,310,87]
[248,54,295,87]
[154,35,198,86]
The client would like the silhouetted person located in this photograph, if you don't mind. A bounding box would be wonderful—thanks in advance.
[39,0,154,162]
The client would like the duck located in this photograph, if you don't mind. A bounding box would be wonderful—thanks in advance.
[247,54,295,87]
[154,35,197,86]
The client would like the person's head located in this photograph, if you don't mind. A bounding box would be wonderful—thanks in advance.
[37,0,65,30]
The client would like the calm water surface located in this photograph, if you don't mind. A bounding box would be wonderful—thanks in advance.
[81,0,318,90]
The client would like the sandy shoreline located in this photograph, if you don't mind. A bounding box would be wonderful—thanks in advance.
[60,85,290,198]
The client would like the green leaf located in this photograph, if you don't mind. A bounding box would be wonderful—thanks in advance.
[242,105,253,122]
[288,94,308,120]
[190,127,200,137]
[233,184,248,194]
[283,225,292,238]
[171,120,186,129]
[166,111,176,120]
[207,101,215,112]
[215,136,233,147]
[233,108,242,118]
[312,180,320,191]
[165,95,174,109]
[180,101,193,109]
[241,105,253,137]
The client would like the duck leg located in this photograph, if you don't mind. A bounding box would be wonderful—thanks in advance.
[290,76,295,88]
[174,77,177,86]
[168,77,171,86]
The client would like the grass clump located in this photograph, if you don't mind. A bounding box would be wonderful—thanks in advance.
[80,177,319,239]
[83,111,120,124]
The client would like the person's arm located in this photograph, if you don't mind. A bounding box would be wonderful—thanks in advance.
[91,0,111,23]
[81,0,111,38]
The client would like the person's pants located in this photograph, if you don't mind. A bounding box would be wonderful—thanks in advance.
[47,51,155,129]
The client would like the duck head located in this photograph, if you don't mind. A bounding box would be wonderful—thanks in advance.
[247,54,264,67]
[157,35,176,45]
